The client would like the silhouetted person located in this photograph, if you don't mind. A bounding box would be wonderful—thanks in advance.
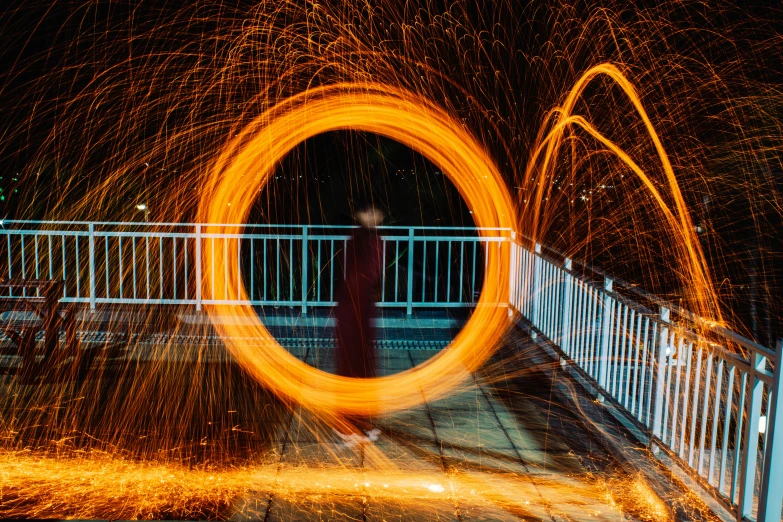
[334,204,384,444]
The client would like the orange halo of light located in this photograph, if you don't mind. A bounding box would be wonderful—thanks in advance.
[196,83,516,417]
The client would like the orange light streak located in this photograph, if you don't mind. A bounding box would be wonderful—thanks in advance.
[197,82,516,418]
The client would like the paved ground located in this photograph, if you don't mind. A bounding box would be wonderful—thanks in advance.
[0,308,667,520]
[233,344,645,522]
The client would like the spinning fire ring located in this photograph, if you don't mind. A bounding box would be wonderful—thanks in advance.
[197,83,516,417]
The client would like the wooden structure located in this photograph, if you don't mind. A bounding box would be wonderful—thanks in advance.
[0,279,78,382]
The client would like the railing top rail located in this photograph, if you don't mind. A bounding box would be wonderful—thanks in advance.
[513,234,776,362]
[0,220,513,232]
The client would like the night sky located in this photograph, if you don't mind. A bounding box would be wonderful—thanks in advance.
[0,1,780,343]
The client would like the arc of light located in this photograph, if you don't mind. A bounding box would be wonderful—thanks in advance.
[196,82,516,417]
[524,63,720,323]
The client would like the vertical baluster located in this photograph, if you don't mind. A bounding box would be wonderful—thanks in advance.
[630,312,642,415]
[669,336,685,448]
[172,237,177,300]
[249,238,254,302]
[301,228,308,312]
[183,235,188,300]
[61,235,67,297]
[576,281,586,369]
[719,366,736,495]
[560,259,573,355]
[738,354,766,518]
[433,239,439,303]
[34,235,40,293]
[730,372,748,504]
[708,359,725,485]
[101,236,108,298]
[406,231,415,314]
[635,316,650,419]
[598,279,613,389]
[21,235,26,296]
[644,322,658,427]
[145,235,151,300]
[587,287,597,377]
[678,341,694,458]
[687,346,704,465]
[661,331,676,445]
[381,239,386,303]
[621,309,636,408]
[614,302,625,398]
[616,305,629,401]
[195,225,201,309]
[609,300,621,396]
[446,241,452,303]
[224,237,229,301]
[132,237,137,299]
[696,353,714,473]
[264,238,268,301]
[578,284,587,369]
[458,241,464,304]
[75,236,80,298]
[6,235,11,289]
[395,240,400,302]
[471,241,477,304]
[118,237,124,299]
[544,262,553,337]
[607,299,618,394]
[421,239,427,303]
[317,239,322,304]
[289,237,293,303]
[48,235,53,280]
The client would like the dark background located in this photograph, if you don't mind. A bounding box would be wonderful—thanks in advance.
[0,0,780,345]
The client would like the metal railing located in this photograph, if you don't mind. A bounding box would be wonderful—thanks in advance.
[510,239,782,522]
[0,221,512,314]
[1,219,779,520]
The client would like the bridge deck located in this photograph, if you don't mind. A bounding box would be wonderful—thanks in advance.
[0,313,677,521]
[234,341,649,521]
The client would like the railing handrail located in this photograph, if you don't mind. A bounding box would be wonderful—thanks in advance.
[0,221,509,314]
[514,235,772,360]
[0,219,513,232]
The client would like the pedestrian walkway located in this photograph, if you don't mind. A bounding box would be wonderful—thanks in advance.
[0,313,689,521]
[235,344,659,521]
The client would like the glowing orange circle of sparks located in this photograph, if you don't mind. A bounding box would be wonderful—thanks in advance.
[197,83,516,417]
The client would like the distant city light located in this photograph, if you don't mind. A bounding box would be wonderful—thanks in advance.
[136,204,147,211]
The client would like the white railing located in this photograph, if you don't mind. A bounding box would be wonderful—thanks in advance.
[0,221,512,314]
[1,220,779,520]
[510,240,782,522]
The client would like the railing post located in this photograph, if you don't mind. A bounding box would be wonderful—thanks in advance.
[560,258,573,353]
[195,224,202,311]
[757,338,783,522]
[739,350,767,520]
[652,306,670,442]
[301,225,308,314]
[530,244,542,334]
[508,232,517,316]
[88,223,96,310]
[406,228,414,315]
[598,277,613,389]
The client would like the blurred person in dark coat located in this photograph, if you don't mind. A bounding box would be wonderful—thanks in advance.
[333,204,384,445]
